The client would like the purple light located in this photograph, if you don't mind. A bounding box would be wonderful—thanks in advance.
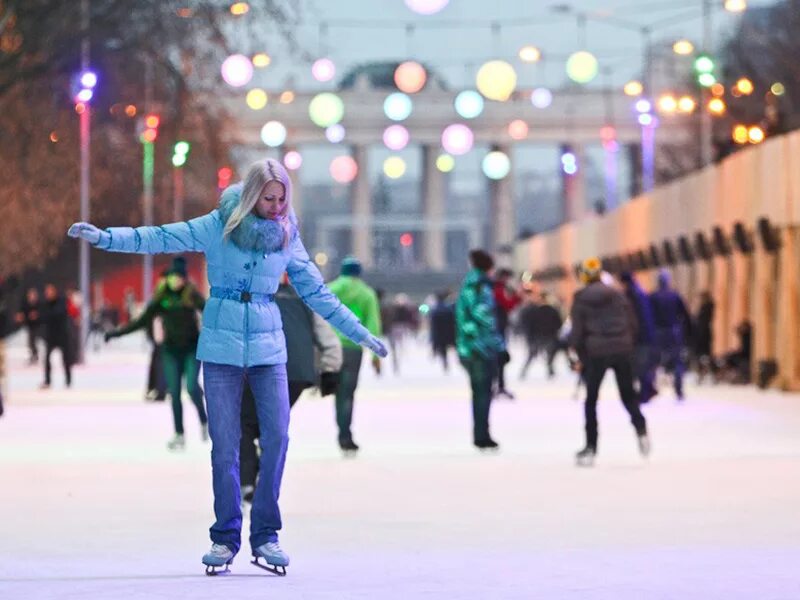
[383,125,410,151]
[635,99,652,114]
[80,71,98,89]
[441,124,474,156]
[76,88,94,103]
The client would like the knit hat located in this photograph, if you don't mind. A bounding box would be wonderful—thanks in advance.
[580,257,603,283]
[340,256,362,277]
[166,256,187,278]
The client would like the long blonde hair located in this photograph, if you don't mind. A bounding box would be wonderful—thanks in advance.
[222,158,294,246]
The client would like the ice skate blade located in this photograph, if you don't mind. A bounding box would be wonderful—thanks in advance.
[251,557,287,576]
[340,449,358,459]
[204,562,232,576]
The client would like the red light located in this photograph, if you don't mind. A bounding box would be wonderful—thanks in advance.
[218,167,233,180]
[145,114,160,128]
[142,129,157,143]
[400,233,413,247]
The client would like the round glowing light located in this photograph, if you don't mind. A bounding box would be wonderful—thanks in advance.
[482,151,511,180]
[531,87,553,108]
[771,82,785,96]
[230,2,250,15]
[518,45,541,63]
[735,77,754,95]
[383,156,407,179]
[708,98,726,115]
[724,0,746,12]
[246,88,268,110]
[312,58,336,82]
[141,128,156,143]
[748,126,764,144]
[314,252,329,266]
[404,0,449,15]
[657,94,678,114]
[711,83,725,97]
[507,119,529,140]
[325,124,346,143]
[698,73,716,87]
[218,167,233,180]
[308,92,344,128]
[400,233,414,247]
[624,80,643,97]
[330,155,358,184]
[476,60,517,101]
[252,53,271,68]
[566,51,598,84]
[454,90,484,119]
[635,99,652,114]
[638,113,654,126]
[280,90,295,104]
[561,152,577,175]
[672,40,694,55]
[284,151,303,171]
[174,141,190,155]
[260,121,287,147]
[436,154,455,173]
[80,71,98,88]
[49,131,59,143]
[383,92,413,121]
[125,104,137,117]
[678,96,696,113]
[76,88,93,103]
[145,114,160,128]
[221,54,254,87]
[394,61,427,94]
[172,154,187,168]
[732,125,749,144]
[383,125,410,151]
[441,124,474,156]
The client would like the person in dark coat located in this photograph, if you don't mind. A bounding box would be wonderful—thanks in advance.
[16,287,41,364]
[240,275,343,501]
[649,269,692,400]
[105,257,207,450]
[429,290,456,372]
[492,268,521,398]
[569,258,649,467]
[620,272,658,403]
[40,284,73,389]
[519,292,563,379]
[693,291,715,381]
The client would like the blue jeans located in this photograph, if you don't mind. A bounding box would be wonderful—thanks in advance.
[203,362,290,554]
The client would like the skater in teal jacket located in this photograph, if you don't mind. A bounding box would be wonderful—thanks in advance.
[68,158,387,576]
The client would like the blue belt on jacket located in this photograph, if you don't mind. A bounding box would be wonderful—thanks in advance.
[209,287,274,304]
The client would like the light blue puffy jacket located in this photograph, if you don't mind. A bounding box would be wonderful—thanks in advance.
[95,183,369,367]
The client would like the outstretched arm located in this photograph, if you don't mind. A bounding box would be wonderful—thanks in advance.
[68,211,222,255]
[287,235,387,357]
[107,301,157,340]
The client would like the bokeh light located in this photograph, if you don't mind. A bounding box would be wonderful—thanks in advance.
[732,124,749,144]
[436,154,455,173]
[724,0,746,12]
[325,124,346,143]
[315,252,329,266]
[657,94,677,114]
[482,151,511,180]
[638,113,654,126]
[672,40,694,55]
[246,89,268,110]
[230,2,249,15]
[748,125,764,144]
[312,58,336,82]
[476,60,517,101]
[394,61,427,94]
[708,98,726,115]
[507,119,529,140]
[383,156,407,179]
[735,77,754,95]
[441,124,474,156]
[383,125,410,151]
[80,71,98,88]
[284,151,303,170]
[221,54,254,87]
[566,51,598,83]
[518,45,541,63]
[711,83,725,97]
[252,53,271,68]
[454,90,484,119]
[309,92,344,128]
[635,99,652,113]
[330,155,358,183]
[76,89,93,103]
[624,80,643,96]
[125,104,137,117]
[771,82,785,96]
[678,96,696,113]
[280,90,295,104]
[530,87,553,108]
[384,92,413,121]
[404,0,449,15]
[260,121,287,147]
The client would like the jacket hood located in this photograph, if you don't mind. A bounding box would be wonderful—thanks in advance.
[218,183,296,254]
[580,281,618,307]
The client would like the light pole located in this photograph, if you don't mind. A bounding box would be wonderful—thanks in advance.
[172,141,190,222]
[77,0,92,361]
[140,112,158,301]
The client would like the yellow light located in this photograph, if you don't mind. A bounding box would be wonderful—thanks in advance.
[246,88,268,110]
[771,82,785,96]
[314,252,329,266]
[735,77,754,95]
[252,53,271,68]
[280,90,295,104]
[436,154,455,173]
[565,51,598,84]
[230,2,250,16]
[624,80,643,97]
[678,96,696,113]
[476,60,517,101]
[724,0,746,12]
[708,98,726,115]
[383,156,407,179]
[732,125,749,144]
[710,83,725,97]
[748,126,765,144]
[657,94,678,114]
[518,45,541,63]
[672,40,694,55]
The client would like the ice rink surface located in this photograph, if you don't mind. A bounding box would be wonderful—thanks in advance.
[1,332,799,599]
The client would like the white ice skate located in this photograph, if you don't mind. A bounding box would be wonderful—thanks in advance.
[202,543,235,576]
[167,433,185,451]
[251,541,289,576]
[575,446,596,467]
[201,424,209,442]
[638,434,651,458]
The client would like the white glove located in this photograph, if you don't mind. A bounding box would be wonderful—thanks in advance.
[361,334,388,358]
[67,222,109,246]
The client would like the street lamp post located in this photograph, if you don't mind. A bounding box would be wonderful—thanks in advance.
[78,0,92,362]
[700,0,714,166]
